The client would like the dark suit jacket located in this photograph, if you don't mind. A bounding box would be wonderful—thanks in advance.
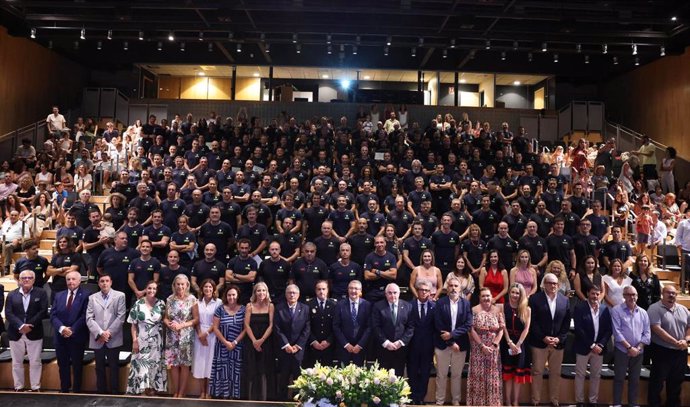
[528,291,572,349]
[409,299,436,351]
[371,299,415,346]
[5,287,49,341]
[573,301,612,356]
[50,287,90,344]
[0,283,5,335]
[332,297,372,348]
[433,296,473,350]
[306,297,336,344]
[274,301,311,362]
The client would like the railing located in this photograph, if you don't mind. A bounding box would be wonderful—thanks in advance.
[558,101,605,140]
[0,120,48,162]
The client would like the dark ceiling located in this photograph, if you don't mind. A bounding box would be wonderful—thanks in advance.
[1,0,689,80]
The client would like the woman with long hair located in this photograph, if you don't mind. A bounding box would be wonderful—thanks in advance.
[500,283,532,406]
[163,274,199,398]
[630,254,661,309]
[16,176,36,209]
[603,259,632,308]
[25,192,53,237]
[574,255,606,303]
[409,249,443,300]
[210,285,246,399]
[4,193,29,218]
[544,260,571,296]
[243,282,275,400]
[192,279,221,399]
[480,250,509,304]
[509,250,538,297]
[444,257,475,301]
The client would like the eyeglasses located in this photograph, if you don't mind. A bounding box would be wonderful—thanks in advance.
[20,276,35,280]
[623,293,638,297]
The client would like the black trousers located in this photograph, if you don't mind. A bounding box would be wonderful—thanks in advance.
[407,345,434,402]
[378,347,407,376]
[95,346,121,394]
[304,345,335,368]
[647,343,686,407]
[55,339,86,392]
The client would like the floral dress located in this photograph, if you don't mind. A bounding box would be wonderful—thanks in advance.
[126,298,167,394]
[467,308,505,406]
[165,294,197,366]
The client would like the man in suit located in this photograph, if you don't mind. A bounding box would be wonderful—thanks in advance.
[0,283,5,337]
[305,280,337,367]
[433,275,473,406]
[528,272,572,407]
[50,270,89,393]
[573,284,612,407]
[85,273,127,394]
[407,280,436,405]
[371,283,414,376]
[5,269,49,392]
[273,284,311,400]
[332,279,372,366]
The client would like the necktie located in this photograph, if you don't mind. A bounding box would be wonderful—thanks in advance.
[391,303,397,325]
[67,290,74,311]
[320,301,324,311]
[421,302,426,321]
[289,306,295,319]
[351,301,357,325]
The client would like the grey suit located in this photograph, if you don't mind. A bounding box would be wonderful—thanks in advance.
[85,289,126,394]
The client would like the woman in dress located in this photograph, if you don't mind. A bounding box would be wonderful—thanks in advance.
[74,162,93,193]
[25,192,53,237]
[574,255,605,304]
[126,281,167,395]
[479,250,509,304]
[444,257,475,301]
[192,279,222,399]
[210,285,246,399]
[603,259,633,308]
[163,274,199,398]
[630,254,661,310]
[660,146,676,194]
[243,282,275,400]
[409,249,443,300]
[34,162,54,190]
[468,287,505,406]
[16,177,36,209]
[500,283,532,406]
[509,250,538,297]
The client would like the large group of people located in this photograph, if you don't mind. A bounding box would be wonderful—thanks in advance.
[0,104,688,407]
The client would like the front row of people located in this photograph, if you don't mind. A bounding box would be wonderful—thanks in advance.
[4,268,690,407]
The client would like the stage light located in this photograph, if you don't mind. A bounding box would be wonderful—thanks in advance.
[237,43,242,53]
[139,31,144,41]
[386,36,392,46]
[157,41,162,51]
[208,43,213,52]
[501,51,506,61]
[327,45,332,55]
[528,52,533,62]
[107,29,112,40]
[450,39,456,49]
[326,34,332,44]
[443,49,448,59]
[352,45,358,55]
[576,43,582,53]
[292,33,298,43]
[180,42,185,52]
[97,41,102,50]
[265,43,270,53]
[383,46,388,56]
[513,41,519,50]
[123,41,128,51]
[584,55,590,64]
[411,47,416,57]
[296,44,301,54]
[660,46,666,57]
[542,42,547,52]
[632,44,637,55]
[30,28,36,39]
[485,39,491,49]
[513,80,521,86]
[340,79,351,89]
[198,32,203,41]
[602,44,608,54]
[168,31,175,41]
[635,57,640,65]
[80,28,86,40]
[613,56,618,65]
[553,53,559,63]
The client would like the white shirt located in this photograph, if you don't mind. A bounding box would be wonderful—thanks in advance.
[1,219,29,242]
[449,298,459,331]
[590,303,601,342]
[652,220,668,245]
[674,219,690,251]
[46,113,66,131]
[546,293,558,319]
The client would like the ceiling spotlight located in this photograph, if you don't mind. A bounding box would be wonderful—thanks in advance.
[107,29,112,40]
[74,41,79,50]
[632,43,637,55]
[197,71,205,76]
[450,39,456,49]
[327,45,332,55]
[80,28,86,40]
[356,35,361,45]
[635,57,640,66]
[352,45,357,55]
[168,31,175,41]
[30,28,36,39]
[384,46,389,56]
[123,41,128,51]
[411,47,416,57]
[265,43,270,53]
[528,52,533,62]
[340,79,351,89]
[418,37,424,47]
[326,34,332,45]
[443,49,448,59]
[660,46,666,56]
[157,41,162,51]
[541,42,547,52]
[613,56,618,65]
[576,43,582,53]
[208,43,213,52]
[485,39,491,49]
[469,50,476,59]
[671,16,677,21]
[513,80,521,86]
[97,41,102,50]
[602,43,608,54]
[198,32,204,41]
[296,44,301,54]
[180,42,185,52]
[553,53,559,63]
[513,41,519,50]
[386,36,392,46]
[260,33,266,42]
[584,55,590,64]
[459,78,466,84]
[292,33,298,43]
[501,51,506,61]
[237,43,242,53]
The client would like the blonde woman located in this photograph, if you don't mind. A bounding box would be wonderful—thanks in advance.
[509,250,538,297]
[410,249,443,300]
[500,283,532,406]
[243,282,275,400]
[544,260,571,296]
[164,274,199,398]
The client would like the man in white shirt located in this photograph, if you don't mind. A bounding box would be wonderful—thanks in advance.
[46,106,68,137]
[673,207,690,288]
[1,210,29,276]
[649,210,668,266]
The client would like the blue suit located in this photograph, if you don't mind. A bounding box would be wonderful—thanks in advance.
[332,297,372,366]
[407,299,436,403]
[50,287,89,392]
[273,301,311,400]
[433,296,473,350]
[371,299,415,375]
[573,301,612,356]
[528,291,571,349]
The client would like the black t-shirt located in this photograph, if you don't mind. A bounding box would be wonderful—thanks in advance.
[541,190,563,216]
[158,265,190,300]
[402,236,433,268]
[129,196,157,224]
[487,235,518,270]
[529,212,554,238]
[14,256,49,288]
[218,200,242,232]
[97,247,140,295]
[128,257,162,291]
[290,257,329,299]
[226,255,257,303]
[82,225,106,264]
[257,258,291,301]
[121,223,144,248]
[236,223,269,253]
[460,238,487,269]
[314,236,341,267]
[327,210,356,237]
[274,232,302,259]
[143,224,172,262]
[191,258,225,287]
[545,233,574,271]
[359,211,386,236]
[569,195,589,218]
[431,229,460,271]
[386,209,414,238]
[518,235,547,267]
[199,221,234,261]
[328,260,363,299]
[573,233,601,261]
[362,251,398,301]
[184,203,211,229]
[302,206,330,242]
[57,225,84,248]
[49,252,85,292]
[602,240,633,264]
[502,212,528,240]
[471,208,500,240]
[347,233,375,268]
[585,214,610,241]
[160,199,186,231]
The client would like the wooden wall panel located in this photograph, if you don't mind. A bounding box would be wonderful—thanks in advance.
[0,26,89,136]
[235,77,261,101]
[157,77,181,99]
[207,78,231,100]
[604,47,690,159]
[180,77,209,99]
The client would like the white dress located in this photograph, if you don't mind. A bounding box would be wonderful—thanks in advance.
[191,297,222,379]
[603,274,632,307]
[660,158,675,194]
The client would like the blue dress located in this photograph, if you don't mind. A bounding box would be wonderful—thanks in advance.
[210,305,245,399]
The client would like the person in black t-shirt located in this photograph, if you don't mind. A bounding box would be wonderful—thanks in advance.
[82,209,109,277]
[158,250,190,300]
[302,194,330,243]
[273,217,302,263]
[518,221,548,271]
[127,240,161,300]
[198,206,234,262]
[348,218,375,268]
[362,236,398,302]
[471,195,499,241]
[142,209,172,263]
[190,243,226,295]
[314,221,341,267]
[545,217,576,278]
[47,236,84,296]
[225,238,258,304]
[13,240,49,288]
[602,226,634,271]
[289,242,329,300]
[257,241,291,302]
[328,243,363,300]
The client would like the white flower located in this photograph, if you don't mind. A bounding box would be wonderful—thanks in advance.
[335,390,343,399]
[305,368,315,376]
[389,375,397,383]
[373,378,380,385]
[326,378,334,386]
[316,398,335,407]
[320,373,327,381]
[372,396,381,404]
[390,404,399,407]
[308,383,316,391]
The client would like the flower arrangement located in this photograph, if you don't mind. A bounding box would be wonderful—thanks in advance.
[291,362,411,407]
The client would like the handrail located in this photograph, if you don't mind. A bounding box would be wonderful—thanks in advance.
[0,119,45,143]
[606,120,669,151]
